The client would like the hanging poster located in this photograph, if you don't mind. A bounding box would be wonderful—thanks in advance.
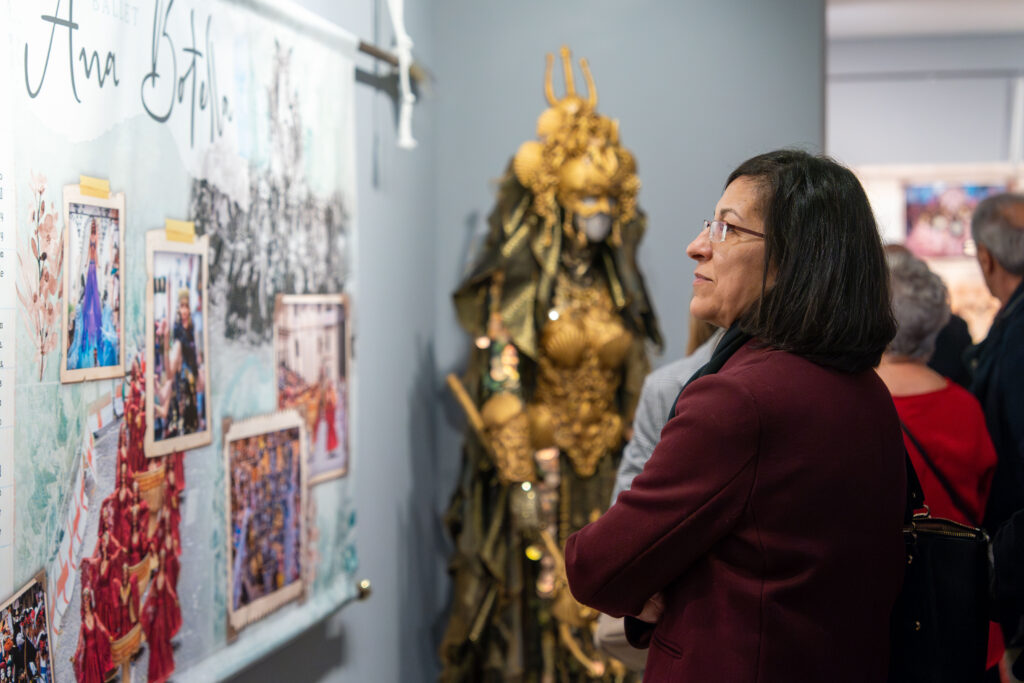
[274,294,350,483]
[60,186,125,383]
[4,0,359,679]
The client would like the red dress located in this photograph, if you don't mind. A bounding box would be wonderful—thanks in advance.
[129,500,150,557]
[169,452,185,494]
[894,380,998,525]
[110,489,133,548]
[162,535,181,587]
[893,379,1002,669]
[166,491,181,545]
[324,392,339,451]
[73,614,112,683]
[111,574,139,639]
[141,573,181,683]
[94,548,124,634]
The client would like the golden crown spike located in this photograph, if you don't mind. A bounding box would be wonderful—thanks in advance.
[513,47,640,247]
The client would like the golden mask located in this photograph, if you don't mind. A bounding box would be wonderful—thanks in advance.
[512,46,640,246]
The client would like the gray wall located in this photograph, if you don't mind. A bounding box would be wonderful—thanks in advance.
[828,33,1024,165]
[231,1,825,681]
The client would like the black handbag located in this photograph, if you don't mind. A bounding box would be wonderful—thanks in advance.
[888,431,991,683]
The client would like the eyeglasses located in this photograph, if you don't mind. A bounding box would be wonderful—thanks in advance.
[702,219,765,243]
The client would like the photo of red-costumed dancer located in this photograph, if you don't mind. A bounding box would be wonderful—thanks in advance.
[70,357,187,683]
[274,295,349,483]
[140,548,181,683]
[74,588,111,683]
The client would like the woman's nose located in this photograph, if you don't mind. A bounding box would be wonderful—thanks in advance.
[686,229,711,261]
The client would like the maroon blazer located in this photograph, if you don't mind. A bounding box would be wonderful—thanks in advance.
[566,342,906,682]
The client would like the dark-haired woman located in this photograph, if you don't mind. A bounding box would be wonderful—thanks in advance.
[565,150,907,682]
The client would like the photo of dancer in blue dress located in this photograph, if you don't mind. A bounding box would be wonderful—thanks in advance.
[65,203,121,374]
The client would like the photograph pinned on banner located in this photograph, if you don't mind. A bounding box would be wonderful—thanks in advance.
[855,164,1017,344]
[0,572,54,683]
[224,410,307,636]
[60,185,126,383]
[273,294,351,483]
[903,182,1006,342]
[145,231,212,457]
[904,182,1005,259]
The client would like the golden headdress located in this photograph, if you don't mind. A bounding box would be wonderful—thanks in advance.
[513,46,640,246]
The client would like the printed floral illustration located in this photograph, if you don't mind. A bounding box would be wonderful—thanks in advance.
[17,171,64,381]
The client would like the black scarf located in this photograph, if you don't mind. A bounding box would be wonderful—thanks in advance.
[665,323,753,423]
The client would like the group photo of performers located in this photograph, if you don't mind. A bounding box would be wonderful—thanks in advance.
[74,364,185,683]
[0,581,50,683]
[66,205,121,371]
[229,428,303,611]
[274,297,349,481]
[152,252,207,442]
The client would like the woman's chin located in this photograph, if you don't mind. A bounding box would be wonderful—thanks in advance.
[689,303,717,327]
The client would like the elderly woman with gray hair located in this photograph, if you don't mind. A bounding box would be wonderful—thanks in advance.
[875,253,1003,673]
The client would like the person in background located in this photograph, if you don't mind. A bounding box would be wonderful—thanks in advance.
[594,316,722,671]
[875,254,1002,675]
[610,317,722,502]
[928,308,973,387]
[565,150,906,682]
[967,193,1024,680]
[968,193,1024,531]
[883,244,973,387]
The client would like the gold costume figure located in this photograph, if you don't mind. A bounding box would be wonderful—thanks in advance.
[443,47,661,682]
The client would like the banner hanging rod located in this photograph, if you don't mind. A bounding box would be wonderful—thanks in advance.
[357,40,429,85]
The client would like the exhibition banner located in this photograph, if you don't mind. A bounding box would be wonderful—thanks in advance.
[1,0,359,679]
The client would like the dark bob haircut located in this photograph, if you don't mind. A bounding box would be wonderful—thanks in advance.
[727,150,896,373]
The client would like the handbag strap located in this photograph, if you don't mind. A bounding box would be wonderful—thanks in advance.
[904,448,925,525]
[900,421,977,526]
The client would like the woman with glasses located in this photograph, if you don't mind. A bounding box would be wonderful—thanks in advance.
[565,150,906,681]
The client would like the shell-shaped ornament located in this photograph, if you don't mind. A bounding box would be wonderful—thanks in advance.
[480,392,526,428]
[541,317,587,367]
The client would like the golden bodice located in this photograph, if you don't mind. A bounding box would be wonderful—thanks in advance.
[530,272,632,476]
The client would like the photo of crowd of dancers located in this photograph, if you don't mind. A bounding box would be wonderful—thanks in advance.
[74,362,185,683]
[0,581,51,683]
[229,428,303,612]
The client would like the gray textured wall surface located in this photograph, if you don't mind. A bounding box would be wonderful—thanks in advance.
[229,1,824,681]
